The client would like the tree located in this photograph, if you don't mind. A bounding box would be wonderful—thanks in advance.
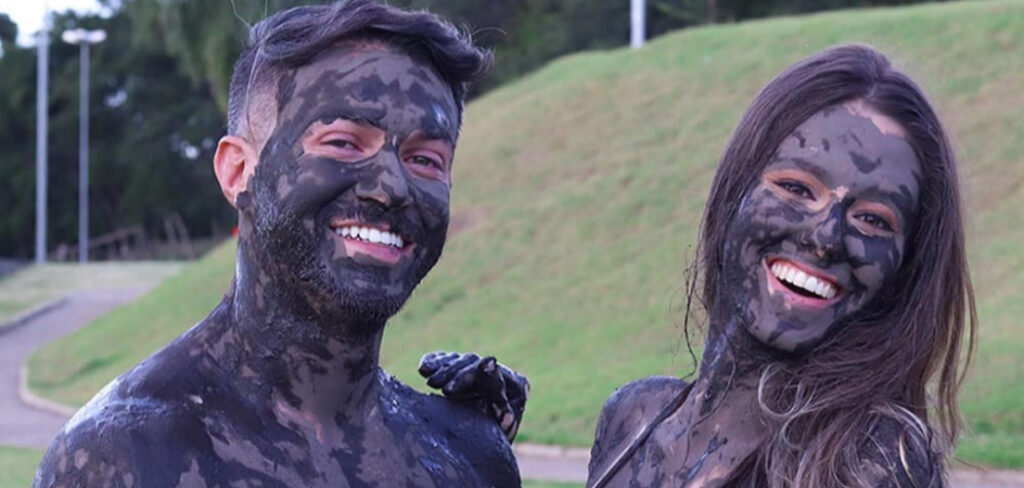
[0,13,16,45]
[0,9,233,258]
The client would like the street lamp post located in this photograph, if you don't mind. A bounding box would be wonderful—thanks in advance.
[61,28,106,263]
[630,0,646,49]
[35,21,50,264]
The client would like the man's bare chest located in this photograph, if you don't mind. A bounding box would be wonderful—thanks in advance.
[177,410,490,488]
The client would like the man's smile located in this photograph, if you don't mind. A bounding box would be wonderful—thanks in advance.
[330,219,413,264]
[764,257,842,309]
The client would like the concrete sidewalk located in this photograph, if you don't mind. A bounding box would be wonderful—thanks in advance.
[512,443,1024,487]
[0,287,153,449]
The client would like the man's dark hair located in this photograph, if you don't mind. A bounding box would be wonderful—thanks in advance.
[226,0,491,137]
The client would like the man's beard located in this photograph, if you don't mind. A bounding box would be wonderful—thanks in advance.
[248,196,448,335]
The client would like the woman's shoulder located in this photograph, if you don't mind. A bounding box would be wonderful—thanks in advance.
[588,376,691,476]
[599,376,690,421]
[856,404,946,488]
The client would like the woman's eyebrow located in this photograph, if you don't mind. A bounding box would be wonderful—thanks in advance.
[856,186,916,219]
[771,155,831,180]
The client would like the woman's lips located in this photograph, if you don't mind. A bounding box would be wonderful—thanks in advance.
[764,257,842,309]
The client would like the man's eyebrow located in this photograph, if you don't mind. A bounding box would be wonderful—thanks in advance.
[341,116,383,130]
[418,126,457,145]
[312,107,387,130]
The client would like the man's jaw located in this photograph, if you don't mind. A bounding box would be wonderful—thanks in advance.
[330,219,414,265]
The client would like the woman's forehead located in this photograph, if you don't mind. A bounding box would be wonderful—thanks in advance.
[769,104,921,193]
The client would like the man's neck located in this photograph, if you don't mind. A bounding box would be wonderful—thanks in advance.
[201,240,388,426]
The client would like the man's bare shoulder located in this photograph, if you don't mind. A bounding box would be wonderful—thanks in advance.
[34,376,206,487]
[378,372,521,487]
[34,336,231,487]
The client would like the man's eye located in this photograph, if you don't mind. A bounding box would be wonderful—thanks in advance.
[856,213,894,232]
[408,155,442,169]
[326,139,358,150]
[777,180,813,199]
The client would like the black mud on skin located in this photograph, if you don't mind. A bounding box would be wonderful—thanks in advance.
[34,43,519,488]
[721,104,921,353]
[418,351,531,442]
[587,104,927,487]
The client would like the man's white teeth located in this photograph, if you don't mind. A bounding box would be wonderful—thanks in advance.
[770,261,837,299]
[335,226,404,248]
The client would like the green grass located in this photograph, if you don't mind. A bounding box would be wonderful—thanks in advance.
[23,0,1023,469]
[523,482,580,488]
[27,244,235,405]
[0,261,182,327]
[0,447,43,488]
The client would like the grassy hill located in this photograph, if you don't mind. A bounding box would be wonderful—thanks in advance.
[27,0,1022,469]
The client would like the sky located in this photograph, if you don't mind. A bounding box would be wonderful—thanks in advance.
[0,0,114,45]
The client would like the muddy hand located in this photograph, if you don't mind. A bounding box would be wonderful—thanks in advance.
[419,351,529,442]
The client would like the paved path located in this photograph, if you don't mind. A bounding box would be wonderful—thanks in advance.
[0,287,151,449]
[1,287,1020,487]
[511,444,1024,487]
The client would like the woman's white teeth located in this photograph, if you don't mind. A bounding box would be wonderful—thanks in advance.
[335,226,404,248]
[770,262,837,299]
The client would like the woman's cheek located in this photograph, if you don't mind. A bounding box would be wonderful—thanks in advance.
[849,236,903,293]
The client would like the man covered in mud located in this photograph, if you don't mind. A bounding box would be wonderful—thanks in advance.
[35,1,527,486]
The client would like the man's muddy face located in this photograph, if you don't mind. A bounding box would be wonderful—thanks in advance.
[240,43,458,322]
[721,102,921,352]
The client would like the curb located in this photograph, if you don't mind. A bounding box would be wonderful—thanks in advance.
[0,296,80,419]
[514,443,590,461]
[18,363,78,418]
[951,468,1024,486]
[0,298,69,336]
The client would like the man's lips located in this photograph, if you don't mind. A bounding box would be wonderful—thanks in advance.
[329,220,413,264]
[764,257,843,308]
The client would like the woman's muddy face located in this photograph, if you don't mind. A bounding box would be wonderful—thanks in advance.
[722,103,921,352]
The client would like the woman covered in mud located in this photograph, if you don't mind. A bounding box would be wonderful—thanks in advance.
[587,45,976,488]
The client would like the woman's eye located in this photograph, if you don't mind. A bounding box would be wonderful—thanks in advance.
[856,213,894,232]
[777,180,814,199]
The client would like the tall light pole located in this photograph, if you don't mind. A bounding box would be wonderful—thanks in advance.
[630,0,646,49]
[35,6,50,264]
[62,28,106,263]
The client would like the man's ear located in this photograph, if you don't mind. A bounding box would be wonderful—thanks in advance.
[213,135,259,207]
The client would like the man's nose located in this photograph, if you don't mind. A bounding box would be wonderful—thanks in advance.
[802,204,847,262]
[355,152,411,209]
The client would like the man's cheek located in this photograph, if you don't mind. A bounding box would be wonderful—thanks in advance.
[280,159,366,211]
[411,183,451,230]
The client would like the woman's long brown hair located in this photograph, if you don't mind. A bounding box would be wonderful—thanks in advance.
[693,44,977,487]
